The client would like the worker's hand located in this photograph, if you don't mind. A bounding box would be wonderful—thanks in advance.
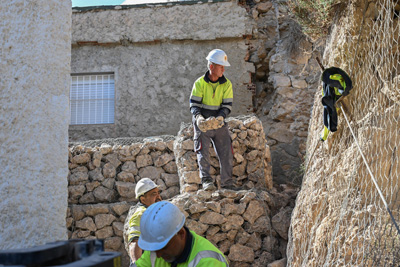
[196,115,207,132]
[215,116,224,129]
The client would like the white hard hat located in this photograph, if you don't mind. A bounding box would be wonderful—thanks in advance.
[135,178,158,199]
[206,49,230,66]
[138,201,185,251]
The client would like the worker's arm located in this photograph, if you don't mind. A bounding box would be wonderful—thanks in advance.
[190,80,203,118]
[129,239,142,263]
[218,81,232,118]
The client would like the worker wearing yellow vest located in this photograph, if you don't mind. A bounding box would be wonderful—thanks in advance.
[123,178,162,266]
[132,201,229,267]
[189,49,234,191]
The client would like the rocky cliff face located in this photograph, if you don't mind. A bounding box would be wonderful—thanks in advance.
[288,0,400,265]
[243,0,322,185]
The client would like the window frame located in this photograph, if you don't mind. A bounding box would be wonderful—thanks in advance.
[69,72,115,125]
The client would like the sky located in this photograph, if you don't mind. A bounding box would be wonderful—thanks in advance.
[71,0,125,7]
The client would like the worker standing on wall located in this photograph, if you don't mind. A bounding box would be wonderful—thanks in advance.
[132,201,229,266]
[189,49,234,191]
[123,178,162,266]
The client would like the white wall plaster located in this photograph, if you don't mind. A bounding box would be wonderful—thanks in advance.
[0,0,71,249]
[72,1,253,44]
[70,2,255,141]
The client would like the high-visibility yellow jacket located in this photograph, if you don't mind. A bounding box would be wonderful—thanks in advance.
[133,229,228,267]
[190,71,233,119]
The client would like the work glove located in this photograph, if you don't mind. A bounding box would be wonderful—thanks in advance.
[196,115,207,132]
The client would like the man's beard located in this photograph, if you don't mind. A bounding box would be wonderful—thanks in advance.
[163,256,177,263]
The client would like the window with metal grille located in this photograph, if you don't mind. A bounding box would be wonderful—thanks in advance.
[70,73,115,125]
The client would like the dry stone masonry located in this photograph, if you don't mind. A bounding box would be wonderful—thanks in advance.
[174,115,273,193]
[68,136,179,266]
[68,136,180,205]
[67,116,295,266]
[170,185,298,266]
[67,184,298,267]
[66,202,131,265]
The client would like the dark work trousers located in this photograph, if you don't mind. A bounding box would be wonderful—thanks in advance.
[193,121,233,186]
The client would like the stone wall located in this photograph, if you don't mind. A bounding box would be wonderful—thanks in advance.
[0,0,71,249]
[68,136,180,205]
[67,202,132,266]
[67,184,298,267]
[174,115,273,193]
[171,184,298,266]
[245,0,321,184]
[69,1,255,141]
[67,116,291,266]
[68,136,179,266]
[287,0,400,264]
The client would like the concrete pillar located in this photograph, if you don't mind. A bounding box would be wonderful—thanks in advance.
[0,1,71,249]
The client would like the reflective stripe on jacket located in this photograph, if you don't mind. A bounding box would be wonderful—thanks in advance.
[132,230,229,267]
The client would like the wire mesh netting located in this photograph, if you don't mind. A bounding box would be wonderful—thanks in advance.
[287,0,400,265]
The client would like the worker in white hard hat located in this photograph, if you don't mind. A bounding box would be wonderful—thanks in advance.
[189,49,235,191]
[123,178,162,266]
[132,201,228,267]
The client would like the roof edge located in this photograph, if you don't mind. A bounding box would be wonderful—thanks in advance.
[72,0,232,12]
